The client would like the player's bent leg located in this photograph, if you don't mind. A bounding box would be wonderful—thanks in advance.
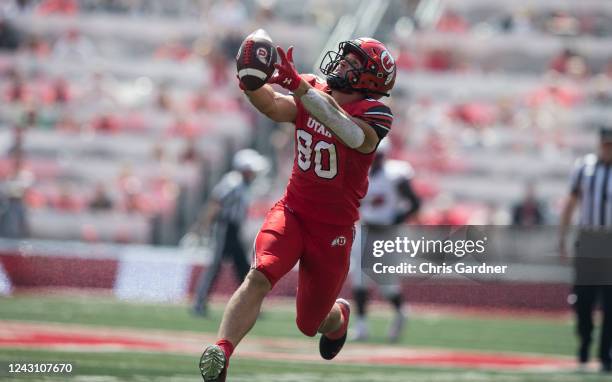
[317,303,343,334]
[295,298,343,337]
[199,344,227,382]
[295,220,353,358]
[218,269,271,346]
[199,202,304,380]
[199,270,271,382]
[294,262,349,338]
[319,298,351,360]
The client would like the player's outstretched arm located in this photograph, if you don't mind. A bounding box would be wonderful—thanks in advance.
[270,46,380,153]
[300,85,380,153]
[240,81,297,123]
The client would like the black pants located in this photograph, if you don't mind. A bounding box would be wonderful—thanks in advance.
[193,222,251,311]
[574,285,612,365]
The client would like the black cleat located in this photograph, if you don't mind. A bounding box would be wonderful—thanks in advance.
[199,345,227,381]
[319,298,350,360]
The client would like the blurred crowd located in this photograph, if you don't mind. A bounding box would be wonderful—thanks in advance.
[381,2,612,226]
[0,0,333,243]
[0,1,247,242]
[0,0,611,243]
[438,7,612,38]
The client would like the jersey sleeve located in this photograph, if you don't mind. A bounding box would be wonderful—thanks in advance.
[356,102,394,140]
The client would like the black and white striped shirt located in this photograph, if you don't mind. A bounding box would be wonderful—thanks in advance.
[570,154,612,227]
[211,171,250,225]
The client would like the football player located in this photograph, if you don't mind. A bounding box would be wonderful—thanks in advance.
[199,38,396,382]
[349,139,421,343]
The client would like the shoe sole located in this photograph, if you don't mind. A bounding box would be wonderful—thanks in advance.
[199,345,226,381]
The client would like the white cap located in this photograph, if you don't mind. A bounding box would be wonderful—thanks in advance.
[232,149,269,173]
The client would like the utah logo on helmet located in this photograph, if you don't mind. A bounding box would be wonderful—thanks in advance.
[320,37,396,99]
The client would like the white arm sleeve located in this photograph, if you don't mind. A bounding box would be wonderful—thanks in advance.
[299,88,365,148]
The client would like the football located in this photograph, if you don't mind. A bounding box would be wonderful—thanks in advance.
[236,29,277,91]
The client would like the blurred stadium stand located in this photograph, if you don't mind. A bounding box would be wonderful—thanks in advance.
[1,0,611,309]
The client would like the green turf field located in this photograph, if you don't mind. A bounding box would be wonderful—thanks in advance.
[0,294,608,381]
[1,349,609,382]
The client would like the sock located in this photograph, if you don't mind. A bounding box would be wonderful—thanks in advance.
[215,339,235,362]
[326,302,349,340]
[353,288,368,317]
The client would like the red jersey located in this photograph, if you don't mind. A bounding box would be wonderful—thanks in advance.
[283,75,394,225]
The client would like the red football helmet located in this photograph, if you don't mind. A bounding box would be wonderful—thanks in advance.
[320,37,396,98]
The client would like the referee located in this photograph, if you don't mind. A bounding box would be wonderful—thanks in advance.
[559,125,612,373]
[192,149,268,316]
